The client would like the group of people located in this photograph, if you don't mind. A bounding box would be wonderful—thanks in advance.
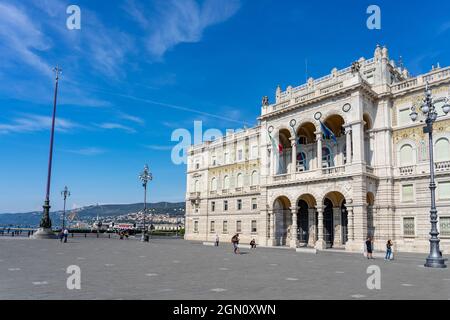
[214,234,257,254]
[365,237,394,261]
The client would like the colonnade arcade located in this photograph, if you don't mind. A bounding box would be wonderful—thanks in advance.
[271,113,374,175]
[268,192,351,249]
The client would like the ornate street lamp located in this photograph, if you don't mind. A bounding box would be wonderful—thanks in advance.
[61,186,70,231]
[139,164,152,242]
[410,82,450,268]
[34,66,62,239]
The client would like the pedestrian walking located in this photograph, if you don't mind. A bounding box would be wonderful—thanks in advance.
[63,228,69,243]
[59,230,64,242]
[385,239,393,260]
[231,234,240,254]
[215,234,219,247]
[365,236,373,259]
[250,239,256,249]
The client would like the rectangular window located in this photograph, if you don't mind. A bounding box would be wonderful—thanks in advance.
[401,184,414,202]
[224,200,228,211]
[224,152,229,164]
[398,108,411,126]
[438,181,450,200]
[440,217,450,237]
[251,220,257,233]
[403,217,415,237]
[210,221,215,233]
[211,201,215,212]
[251,198,257,210]
[212,156,216,166]
[237,199,242,210]
[251,145,258,159]
[238,149,243,161]
[236,220,242,233]
[194,221,199,233]
[223,221,228,234]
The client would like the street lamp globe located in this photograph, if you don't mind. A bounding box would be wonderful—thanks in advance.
[410,109,418,122]
[443,103,450,115]
[420,103,430,114]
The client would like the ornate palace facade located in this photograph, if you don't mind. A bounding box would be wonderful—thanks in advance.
[185,46,450,253]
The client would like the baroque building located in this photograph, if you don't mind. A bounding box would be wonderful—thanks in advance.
[185,46,450,253]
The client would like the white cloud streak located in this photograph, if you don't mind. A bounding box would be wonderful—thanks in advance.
[0,114,79,135]
[125,0,241,60]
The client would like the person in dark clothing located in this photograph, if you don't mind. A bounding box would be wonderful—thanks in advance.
[365,237,373,259]
[231,234,240,254]
[250,239,256,249]
[385,240,393,260]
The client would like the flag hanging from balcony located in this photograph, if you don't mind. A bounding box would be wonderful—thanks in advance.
[320,121,337,144]
[268,131,283,155]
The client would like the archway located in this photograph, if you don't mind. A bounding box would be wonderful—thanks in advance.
[296,122,316,172]
[323,191,347,248]
[323,115,346,167]
[277,129,292,175]
[367,192,375,237]
[273,196,292,246]
[297,194,317,246]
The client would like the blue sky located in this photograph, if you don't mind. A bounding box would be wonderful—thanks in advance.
[1,0,450,212]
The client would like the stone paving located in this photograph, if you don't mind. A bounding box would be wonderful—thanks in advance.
[0,236,449,300]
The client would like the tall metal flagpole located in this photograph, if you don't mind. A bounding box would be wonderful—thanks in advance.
[34,66,62,239]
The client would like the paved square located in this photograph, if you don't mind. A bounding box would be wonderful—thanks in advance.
[0,237,449,299]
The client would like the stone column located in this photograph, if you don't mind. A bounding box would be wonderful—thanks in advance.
[316,132,323,170]
[352,121,365,165]
[345,206,354,248]
[348,204,367,251]
[290,138,297,173]
[345,126,352,164]
[308,208,316,246]
[315,206,326,250]
[271,211,276,246]
[333,207,342,247]
[290,207,298,248]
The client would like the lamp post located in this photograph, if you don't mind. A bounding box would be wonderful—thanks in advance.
[139,164,152,242]
[410,81,450,268]
[61,186,70,231]
[34,66,62,239]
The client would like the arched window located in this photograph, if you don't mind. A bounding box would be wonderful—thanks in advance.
[236,173,243,188]
[194,180,200,192]
[211,177,217,191]
[435,138,450,162]
[322,147,332,168]
[251,170,259,186]
[399,144,414,166]
[223,175,230,190]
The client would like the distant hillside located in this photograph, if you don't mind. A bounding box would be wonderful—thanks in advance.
[0,202,185,227]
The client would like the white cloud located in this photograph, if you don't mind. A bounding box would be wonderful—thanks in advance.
[118,112,145,125]
[0,114,79,135]
[67,147,106,156]
[145,144,173,151]
[0,2,52,75]
[125,0,241,60]
[97,122,136,133]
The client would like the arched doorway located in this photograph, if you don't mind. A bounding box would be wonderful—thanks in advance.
[297,200,309,244]
[296,122,316,172]
[323,191,347,248]
[297,194,317,247]
[322,114,346,167]
[277,129,292,175]
[367,192,375,237]
[273,196,292,246]
[323,198,334,247]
